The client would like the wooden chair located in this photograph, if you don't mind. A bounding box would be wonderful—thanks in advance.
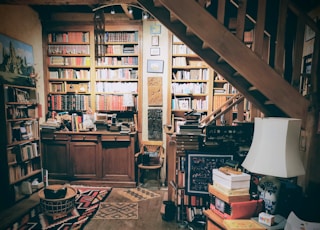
[135,141,165,187]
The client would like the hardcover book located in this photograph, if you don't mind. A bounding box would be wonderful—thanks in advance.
[208,184,250,203]
[223,219,266,230]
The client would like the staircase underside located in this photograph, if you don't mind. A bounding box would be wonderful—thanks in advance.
[138,0,310,124]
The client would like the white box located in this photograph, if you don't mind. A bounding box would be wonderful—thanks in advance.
[212,168,251,189]
[259,212,275,226]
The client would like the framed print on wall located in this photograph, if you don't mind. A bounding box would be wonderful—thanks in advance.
[151,35,159,46]
[147,60,164,73]
[150,24,161,34]
[150,47,160,56]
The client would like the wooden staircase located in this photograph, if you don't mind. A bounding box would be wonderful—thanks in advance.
[137,0,319,127]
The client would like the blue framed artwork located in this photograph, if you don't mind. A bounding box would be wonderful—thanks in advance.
[0,33,34,77]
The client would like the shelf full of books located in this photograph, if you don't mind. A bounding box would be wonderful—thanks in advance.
[1,82,43,208]
[94,25,141,114]
[169,34,213,133]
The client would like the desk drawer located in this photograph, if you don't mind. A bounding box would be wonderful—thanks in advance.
[41,133,69,141]
[101,135,130,142]
[71,134,99,141]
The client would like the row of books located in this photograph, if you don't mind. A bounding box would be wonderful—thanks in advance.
[172,82,207,94]
[96,56,138,65]
[6,105,38,120]
[96,68,138,80]
[49,69,90,80]
[95,94,136,111]
[48,44,90,55]
[9,160,41,184]
[7,142,39,165]
[49,82,90,93]
[48,32,90,43]
[95,82,137,93]
[172,69,209,80]
[7,120,39,144]
[5,86,38,104]
[172,44,195,55]
[104,44,138,54]
[47,94,92,111]
[172,97,208,110]
[49,56,91,66]
[104,31,139,42]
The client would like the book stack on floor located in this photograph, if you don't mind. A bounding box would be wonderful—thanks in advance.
[208,167,263,221]
[178,111,204,135]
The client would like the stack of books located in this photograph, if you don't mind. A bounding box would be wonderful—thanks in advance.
[179,111,204,135]
[208,167,263,219]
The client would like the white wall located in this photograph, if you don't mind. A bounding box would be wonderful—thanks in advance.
[0,5,45,123]
[141,20,169,142]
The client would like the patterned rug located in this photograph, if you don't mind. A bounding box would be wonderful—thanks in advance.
[117,187,160,202]
[7,186,112,230]
[93,202,138,220]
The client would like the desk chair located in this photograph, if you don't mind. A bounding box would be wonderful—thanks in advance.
[135,141,165,188]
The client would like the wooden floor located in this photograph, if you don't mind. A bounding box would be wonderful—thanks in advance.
[0,182,205,230]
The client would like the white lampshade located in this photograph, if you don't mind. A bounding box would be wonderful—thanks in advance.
[242,117,305,178]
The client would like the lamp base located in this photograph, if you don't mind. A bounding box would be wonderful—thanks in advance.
[258,175,281,214]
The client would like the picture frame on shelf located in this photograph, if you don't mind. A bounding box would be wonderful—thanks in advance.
[185,151,233,195]
[147,60,164,73]
[150,47,160,56]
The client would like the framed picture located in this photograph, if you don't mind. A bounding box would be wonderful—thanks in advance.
[147,60,164,73]
[0,33,34,76]
[185,151,233,195]
[150,47,160,56]
[151,35,159,46]
[150,24,161,34]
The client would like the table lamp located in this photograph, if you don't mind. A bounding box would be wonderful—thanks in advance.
[241,117,305,214]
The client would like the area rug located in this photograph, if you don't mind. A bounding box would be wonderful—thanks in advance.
[117,187,160,202]
[93,202,138,220]
[7,185,112,230]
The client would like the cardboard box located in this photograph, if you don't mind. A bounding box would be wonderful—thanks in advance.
[212,169,251,189]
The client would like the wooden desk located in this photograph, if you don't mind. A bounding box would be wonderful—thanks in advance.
[41,131,137,187]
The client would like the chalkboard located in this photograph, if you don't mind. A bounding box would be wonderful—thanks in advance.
[185,151,233,195]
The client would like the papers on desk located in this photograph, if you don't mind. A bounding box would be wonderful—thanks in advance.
[285,212,320,230]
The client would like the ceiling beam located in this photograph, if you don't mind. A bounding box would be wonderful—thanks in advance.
[0,0,137,5]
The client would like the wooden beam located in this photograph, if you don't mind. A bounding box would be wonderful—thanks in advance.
[292,16,305,89]
[274,0,288,76]
[253,0,266,57]
[235,0,247,40]
[121,3,134,19]
[157,0,310,120]
[217,0,226,24]
[0,0,137,5]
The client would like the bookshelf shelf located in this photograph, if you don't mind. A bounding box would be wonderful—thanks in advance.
[1,81,42,209]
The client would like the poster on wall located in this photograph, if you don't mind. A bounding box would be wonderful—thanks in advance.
[148,77,162,106]
[148,109,162,140]
[0,33,35,86]
[185,151,233,195]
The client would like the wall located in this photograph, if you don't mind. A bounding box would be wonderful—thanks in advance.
[141,20,169,142]
[0,5,45,123]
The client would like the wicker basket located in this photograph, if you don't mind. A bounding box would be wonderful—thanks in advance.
[38,185,77,216]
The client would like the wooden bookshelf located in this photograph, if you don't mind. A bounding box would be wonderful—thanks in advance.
[1,81,43,209]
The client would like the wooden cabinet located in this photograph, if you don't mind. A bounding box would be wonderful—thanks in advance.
[70,135,100,179]
[101,134,135,185]
[0,79,42,210]
[41,132,69,179]
[41,131,136,187]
